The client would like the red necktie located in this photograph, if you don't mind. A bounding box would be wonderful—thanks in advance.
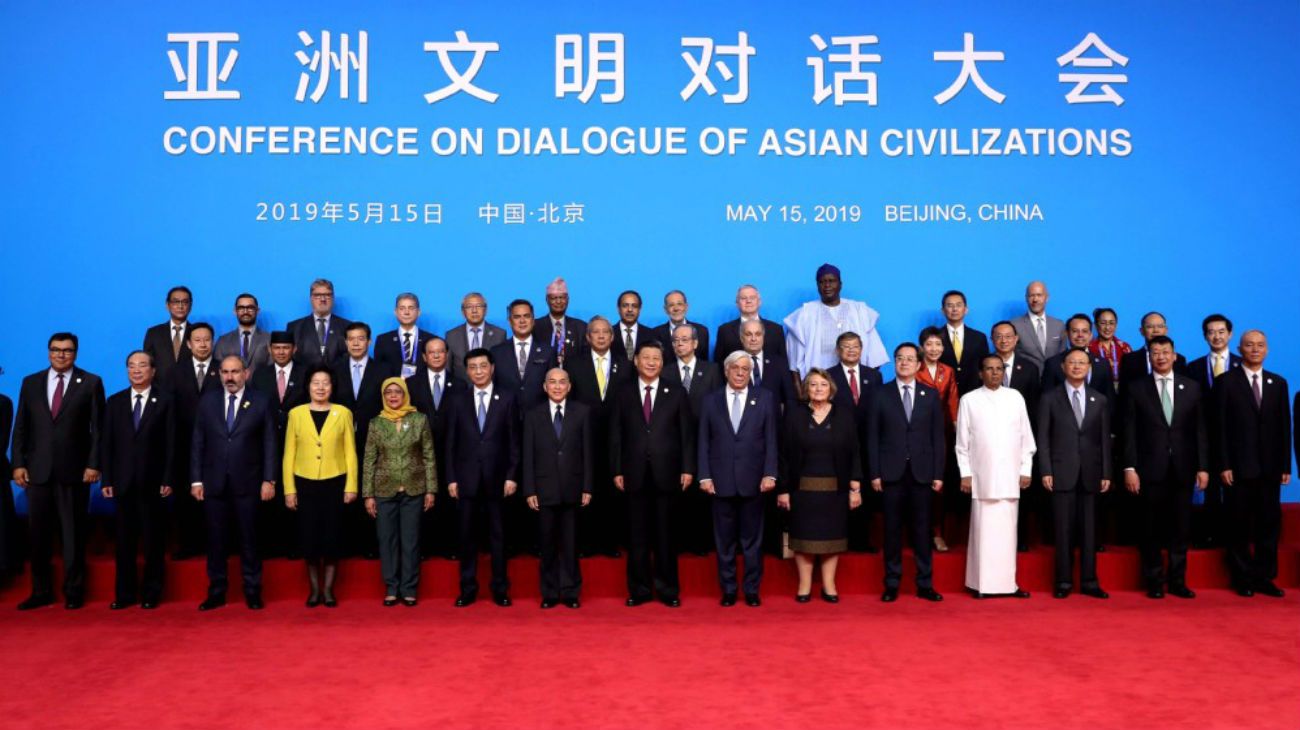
[51,373,66,418]
[849,368,860,405]
[642,385,653,424]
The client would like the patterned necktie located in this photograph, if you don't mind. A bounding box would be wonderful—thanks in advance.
[476,391,487,431]
[751,355,762,386]
[403,332,412,364]
[1251,374,1262,408]
[432,373,443,409]
[471,327,481,350]
[730,391,743,432]
[595,356,607,399]
[172,325,183,360]
[682,365,692,393]
[902,384,913,423]
[51,373,65,418]
[952,329,963,362]
[642,385,653,424]
[553,404,564,439]
[518,341,528,377]
[849,367,860,405]
[554,321,564,351]
[1071,388,1084,428]
[277,368,287,403]
[1159,378,1173,424]
[133,393,144,431]
[226,394,237,432]
[316,318,327,355]
[625,328,634,359]
[1212,354,1224,377]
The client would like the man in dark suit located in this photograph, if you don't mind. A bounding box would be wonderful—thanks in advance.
[375,292,432,379]
[1042,314,1115,395]
[697,352,778,606]
[1122,336,1208,598]
[1186,313,1241,548]
[1119,312,1190,386]
[1215,330,1291,598]
[190,356,277,610]
[445,348,520,607]
[1037,348,1113,599]
[1009,281,1067,374]
[534,277,587,366]
[609,290,650,362]
[738,318,796,556]
[0,386,16,581]
[286,278,352,367]
[611,340,696,607]
[992,320,1045,551]
[567,316,629,557]
[332,322,396,557]
[167,322,222,559]
[661,322,722,555]
[101,351,175,609]
[651,290,711,361]
[522,368,593,608]
[829,331,884,553]
[407,336,462,558]
[249,331,307,558]
[11,332,105,610]
[214,293,270,375]
[141,285,193,382]
[712,284,786,367]
[445,292,507,382]
[867,343,946,603]
[937,289,989,394]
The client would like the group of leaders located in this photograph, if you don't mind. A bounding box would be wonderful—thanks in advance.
[0,264,1293,611]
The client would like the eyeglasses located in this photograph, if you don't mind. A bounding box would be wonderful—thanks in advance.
[49,347,76,354]
[311,292,333,299]
[235,305,258,312]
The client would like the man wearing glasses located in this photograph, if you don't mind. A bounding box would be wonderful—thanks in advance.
[445,291,507,381]
[215,293,270,375]
[142,286,193,381]
[287,279,351,367]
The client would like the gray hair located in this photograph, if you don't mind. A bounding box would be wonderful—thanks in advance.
[310,278,334,294]
[395,292,420,308]
[723,350,752,370]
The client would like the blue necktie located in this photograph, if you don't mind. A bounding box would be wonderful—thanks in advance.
[226,394,237,432]
[476,391,487,431]
[902,385,913,423]
[553,404,563,439]
[352,362,363,399]
[132,394,143,431]
[432,373,443,409]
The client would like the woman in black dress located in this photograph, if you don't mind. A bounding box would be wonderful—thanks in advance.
[778,368,862,602]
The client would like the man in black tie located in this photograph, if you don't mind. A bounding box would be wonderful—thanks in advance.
[610,290,648,362]
[12,333,105,610]
[1122,336,1208,599]
[938,290,989,395]
[287,278,352,367]
[992,321,1045,551]
[1037,348,1112,599]
[1186,314,1240,548]
[190,356,278,610]
[375,292,431,379]
[1215,330,1291,598]
[141,285,193,382]
[712,284,786,367]
[829,331,883,553]
[611,340,696,607]
[167,322,221,559]
[567,316,628,558]
[445,348,520,607]
[697,352,778,606]
[534,277,587,365]
[652,290,711,361]
[522,368,593,608]
[662,323,722,555]
[407,336,461,558]
[868,343,945,603]
[101,351,175,609]
[332,322,396,557]
[214,293,271,375]
[249,331,307,558]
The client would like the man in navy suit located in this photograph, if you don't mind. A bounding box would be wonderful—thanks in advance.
[697,352,779,606]
[190,356,278,610]
[609,290,649,362]
[713,284,787,368]
[445,348,521,607]
[374,292,433,378]
[406,336,462,558]
[1186,313,1240,548]
[867,343,946,603]
[533,277,587,366]
[661,322,722,555]
[828,331,883,553]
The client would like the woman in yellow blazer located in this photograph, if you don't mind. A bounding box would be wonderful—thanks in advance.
[283,364,358,607]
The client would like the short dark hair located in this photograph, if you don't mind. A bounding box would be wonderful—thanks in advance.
[125,349,154,366]
[835,331,862,348]
[421,335,446,354]
[188,322,214,340]
[234,292,258,306]
[48,332,78,349]
[991,320,1017,336]
[980,354,1004,369]
[1092,307,1117,322]
[1063,346,1091,360]
[1147,334,1175,350]
[507,298,534,315]
[303,363,336,392]
[345,321,372,339]
[634,339,664,356]
[917,326,944,345]
[1066,313,1093,330]
[1140,311,1167,328]
[464,347,494,367]
[941,289,967,306]
[166,286,192,302]
[1202,313,1233,335]
[893,342,920,359]
[617,290,642,308]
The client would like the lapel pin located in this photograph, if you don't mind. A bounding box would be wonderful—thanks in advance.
[1089,397,1095,402]
[151,397,157,403]
[75,377,83,384]
[919,390,926,397]
[493,394,500,400]
[749,399,756,406]
[662,387,669,394]
[1267,378,1273,385]
[1178,384,1184,390]
[242,401,250,409]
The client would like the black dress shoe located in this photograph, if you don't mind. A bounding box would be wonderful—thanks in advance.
[795,593,812,603]
[563,598,580,609]
[110,600,134,610]
[1053,588,1070,599]
[625,596,649,607]
[1081,587,1109,599]
[17,595,54,611]
[1146,588,1165,599]
[1167,585,1196,599]
[917,588,943,602]
[661,597,681,608]
[972,592,987,600]
[1010,589,1030,598]
[246,595,265,610]
[604,549,622,558]
[1256,581,1285,598]
[383,597,399,607]
[493,594,512,607]
[720,593,737,607]
[323,593,338,608]
[1017,543,1029,553]
[141,600,159,610]
[455,594,476,607]
[199,595,226,611]
[745,594,761,607]
[863,544,879,554]
[64,598,84,610]
[403,597,418,607]
[1096,544,1107,553]
[541,598,558,609]
[1234,586,1254,598]
[820,589,839,604]
[306,594,322,608]
[881,588,898,603]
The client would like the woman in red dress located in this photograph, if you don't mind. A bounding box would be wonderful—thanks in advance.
[916,327,959,552]
[1088,307,1130,392]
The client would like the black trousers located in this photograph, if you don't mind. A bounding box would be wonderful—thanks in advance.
[1052,487,1098,590]
[173,483,207,556]
[457,493,508,596]
[1224,476,1282,588]
[27,481,89,600]
[712,493,764,596]
[883,474,933,590]
[538,503,581,601]
[1139,476,1192,588]
[579,468,625,555]
[204,490,262,598]
[114,485,168,603]
[847,484,878,551]
[626,478,679,601]
[421,464,458,558]
[1192,477,1226,546]
[681,485,714,554]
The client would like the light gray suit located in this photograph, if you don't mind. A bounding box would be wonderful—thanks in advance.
[215,327,271,374]
[1010,312,1066,373]
[444,322,507,380]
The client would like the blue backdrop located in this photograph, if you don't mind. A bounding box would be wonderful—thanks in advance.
[2,1,1297,501]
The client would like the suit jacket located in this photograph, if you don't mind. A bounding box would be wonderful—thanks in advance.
[651,321,711,362]
[712,318,786,366]
[11,368,105,484]
[828,363,884,477]
[1123,374,1208,485]
[867,380,946,484]
[609,379,697,492]
[491,338,558,418]
[101,387,175,494]
[1006,357,1042,422]
[1035,385,1112,493]
[331,357,397,452]
[406,366,463,480]
[249,362,309,422]
[444,322,508,381]
[661,357,723,419]
[609,322,652,362]
[0,395,11,487]
[287,313,352,367]
[1214,368,1292,479]
[214,327,271,375]
[1119,348,1190,386]
[696,387,779,498]
[1186,352,1243,394]
[168,356,226,486]
[1041,350,1116,399]
[443,387,520,499]
[745,350,795,408]
[534,316,588,364]
[522,400,593,506]
[374,327,434,375]
[1010,313,1067,373]
[567,349,630,412]
[142,321,191,381]
[190,388,278,497]
[282,404,358,494]
[777,404,862,493]
[939,325,990,394]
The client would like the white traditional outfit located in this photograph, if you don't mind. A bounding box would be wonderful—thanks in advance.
[955,385,1037,594]
[784,298,888,375]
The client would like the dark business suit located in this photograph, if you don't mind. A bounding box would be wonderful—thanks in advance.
[333,356,397,555]
[1036,384,1111,591]
[493,337,557,554]
[712,318,786,366]
[142,321,191,382]
[697,387,778,597]
[215,328,271,375]
[375,327,434,377]
[167,357,224,557]
[829,363,883,552]
[867,380,945,591]
[445,322,508,381]
[11,368,104,602]
[609,322,652,362]
[190,388,277,600]
[0,395,18,577]
[444,386,520,598]
[522,400,593,602]
[407,366,463,557]
[652,321,711,362]
[1005,357,1045,548]
[535,316,588,365]
[1124,374,1208,590]
[609,378,696,601]
[249,362,307,557]
[1186,352,1242,546]
[663,357,723,554]
[287,314,352,367]
[939,325,990,395]
[567,350,630,555]
[102,387,175,604]
[1119,348,1189,387]
[1041,351,1115,396]
[1214,367,1292,590]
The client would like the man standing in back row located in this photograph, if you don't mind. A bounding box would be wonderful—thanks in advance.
[785,264,888,393]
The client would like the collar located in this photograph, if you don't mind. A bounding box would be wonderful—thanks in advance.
[639,377,660,390]
[131,386,152,399]
[1242,365,1263,377]
[350,356,369,368]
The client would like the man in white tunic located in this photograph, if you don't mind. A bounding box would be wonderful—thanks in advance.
[957,355,1037,597]
[785,264,888,385]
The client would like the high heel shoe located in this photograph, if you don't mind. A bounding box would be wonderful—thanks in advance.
[795,593,812,603]
[820,589,839,604]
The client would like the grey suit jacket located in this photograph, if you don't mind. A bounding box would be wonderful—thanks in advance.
[1010,313,1066,372]
[444,322,508,380]
[215,327,271,374]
